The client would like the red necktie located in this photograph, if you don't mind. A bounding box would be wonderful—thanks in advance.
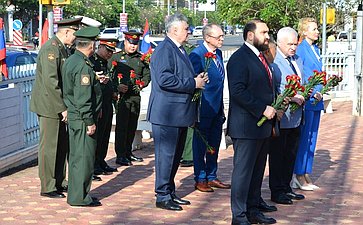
[259,53,272,86]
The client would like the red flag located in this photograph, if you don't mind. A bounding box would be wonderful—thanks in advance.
[0,17,8,78]
[41,19,49,46]
[140,19,152,53]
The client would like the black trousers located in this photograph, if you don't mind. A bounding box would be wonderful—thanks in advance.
[115,97,140,158]
[95,103,113,169]
[269,127,301,198]
[231,138,270,223]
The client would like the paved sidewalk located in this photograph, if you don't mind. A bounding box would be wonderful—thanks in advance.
[1,101,362,225]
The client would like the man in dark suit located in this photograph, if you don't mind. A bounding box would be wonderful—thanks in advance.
[147,13,208,211]
[227,19,277,225]
[269,27,305,205]
[189,23,230,192]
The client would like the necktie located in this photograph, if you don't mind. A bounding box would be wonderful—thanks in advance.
[259,53,272,86]
[214,54,225,76]
[287,56,298,75]
[179,45,186,56]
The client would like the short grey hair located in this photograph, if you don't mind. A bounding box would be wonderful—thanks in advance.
[75,39,94,49]
[165,13,188,33]
[276,27,298,44]
[202,23,222,39]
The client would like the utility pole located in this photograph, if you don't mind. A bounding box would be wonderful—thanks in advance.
[353,2,363,116]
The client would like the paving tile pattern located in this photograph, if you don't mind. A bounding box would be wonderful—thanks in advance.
[1,101,362,224]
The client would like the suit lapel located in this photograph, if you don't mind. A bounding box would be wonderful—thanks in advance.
[165,37,195,75]
[243,44,272,89]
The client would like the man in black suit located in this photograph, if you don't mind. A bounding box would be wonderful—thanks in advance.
[147,13,208,211]
[227,19,277,225]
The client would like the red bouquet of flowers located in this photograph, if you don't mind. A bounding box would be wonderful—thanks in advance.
[257,74,304,127]
[312,74,343,105]
[290,70,327,112]
[192,52,216,102]
[141,48,152,65]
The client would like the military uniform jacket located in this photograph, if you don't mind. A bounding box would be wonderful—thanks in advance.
[110,50,151,99]
[89,53,114,106]
[30,36,68,118]
[62,50,102,126]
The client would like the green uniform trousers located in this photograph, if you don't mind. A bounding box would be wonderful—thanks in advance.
[115,96,140,158]
[182,127,194,161]
[38,116,68,193]
[67,120,96,206]
[95,103,113,169]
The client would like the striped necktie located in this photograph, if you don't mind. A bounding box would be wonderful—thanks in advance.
[258,53,272,86]
[287,56,298,75]
[214,54,225,76]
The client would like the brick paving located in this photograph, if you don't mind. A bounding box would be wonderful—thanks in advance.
[1,101,363,225]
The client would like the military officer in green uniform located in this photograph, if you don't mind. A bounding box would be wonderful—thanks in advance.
[62,27,102,207]
[111,31,151,166]
[89,38,118,177]
[30,17,82,198]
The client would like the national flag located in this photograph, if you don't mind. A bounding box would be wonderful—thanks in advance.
[41,19,49,46]
[0,17,8,79]
[140,19,152,53]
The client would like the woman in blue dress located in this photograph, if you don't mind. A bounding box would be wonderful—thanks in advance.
[293,18,323,191]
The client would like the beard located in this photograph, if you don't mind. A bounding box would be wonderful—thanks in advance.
[253,38,269,52]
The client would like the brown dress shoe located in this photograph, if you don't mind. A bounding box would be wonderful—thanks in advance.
[195,181,214,192]
[208,179,231,189]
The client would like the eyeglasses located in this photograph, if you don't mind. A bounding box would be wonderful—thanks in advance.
[207,34,225,40]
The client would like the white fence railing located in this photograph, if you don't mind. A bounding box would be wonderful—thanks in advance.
[0,63,38,170]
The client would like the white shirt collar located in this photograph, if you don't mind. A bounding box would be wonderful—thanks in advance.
[203,41,216,54]
[245,42,260,57]
[167,35,182,48]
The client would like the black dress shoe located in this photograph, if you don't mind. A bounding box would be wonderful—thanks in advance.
[41,191,65,198]
[180,160,194,167]
[171,194,191,205]
[156,200,183,211]
[258,200,277,212]
[92,175,102,181]
[56,185,68,193]
[232,220,251,225]
[94,168,110,176]
[247,212,276,224]
[129,154,143,162]
[103,165,118,172]
[116,157,133,166]
[286,191,305,200]
[80,200,102,207]
[271,194,293,205]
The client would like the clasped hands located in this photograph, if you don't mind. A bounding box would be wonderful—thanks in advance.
[194,72,209,89]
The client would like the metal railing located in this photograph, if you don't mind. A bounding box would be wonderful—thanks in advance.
[0,63,39,147]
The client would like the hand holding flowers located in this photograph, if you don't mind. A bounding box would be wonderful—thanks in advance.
[312,74,343,104]
[290,70,326,112]
[192,52,215,102]
[257,74,304,126]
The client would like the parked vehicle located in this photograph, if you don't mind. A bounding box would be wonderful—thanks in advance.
[193,26,204,37]
[99,27,124,41]
[337,30,356,41]
[1,48,37,88]
[6,48,37,67]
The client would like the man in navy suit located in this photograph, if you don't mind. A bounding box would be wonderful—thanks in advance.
[269,27,306,205]
[189,23,230,192]
[147,13,208,211]
[227,19,276,225]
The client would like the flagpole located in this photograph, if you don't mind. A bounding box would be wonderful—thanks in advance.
[39,3,42,48]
